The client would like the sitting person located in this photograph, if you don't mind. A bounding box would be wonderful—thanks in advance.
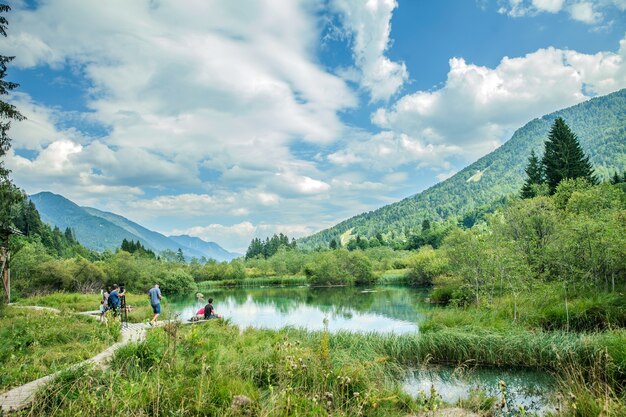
[203,298,222,319]
[190,306,204,321]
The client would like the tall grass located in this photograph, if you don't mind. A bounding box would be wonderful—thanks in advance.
[14,292,161,323]
[0,306,119,391]
[25,322,422,417]
[21,322,626,416]
[197,275,308,288]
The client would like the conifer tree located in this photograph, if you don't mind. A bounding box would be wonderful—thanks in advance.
[541,117,595,194]
[0,4,25,241]
[520,150,544,198]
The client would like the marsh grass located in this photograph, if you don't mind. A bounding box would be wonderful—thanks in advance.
[23,323,427,417]
[15,292,161,323]
[19,320,626,416]
[197,275,309,288]
[0,306,119,391]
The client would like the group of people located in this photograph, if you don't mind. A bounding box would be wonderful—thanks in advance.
[99,284,126,323]
[99,283,222,325]
[193,298,222,321]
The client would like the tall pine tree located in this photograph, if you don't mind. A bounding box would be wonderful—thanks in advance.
[541,117,595,194]
[520,150,544,198]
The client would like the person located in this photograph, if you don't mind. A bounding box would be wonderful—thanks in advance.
[203,298,222,320]
[189,306,207,321]
[99,287,110,323]
[108,284,125,317]
[148,284,162,326]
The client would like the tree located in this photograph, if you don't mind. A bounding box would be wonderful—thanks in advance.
[0,3,25,245]
[541,117,595,194]
[520,150,544,198]
[329,239,338,250]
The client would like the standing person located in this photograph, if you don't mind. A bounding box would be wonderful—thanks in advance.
[203,298,222,320]
[99,287,110,323]
[108,285,125,317]
[148,284,162,326]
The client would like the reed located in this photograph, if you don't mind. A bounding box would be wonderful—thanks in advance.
[197,275,309,288]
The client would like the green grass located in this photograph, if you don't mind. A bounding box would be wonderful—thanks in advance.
[25,322,421,417]
[14,292,162,323]
[377,269,410,285]
[0,306,119,391]
[20,322,626,416]
[197,275,309,288]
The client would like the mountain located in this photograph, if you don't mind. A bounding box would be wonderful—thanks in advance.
[29,192,239,261]
[299,89,626,248]
[168,234,240,262]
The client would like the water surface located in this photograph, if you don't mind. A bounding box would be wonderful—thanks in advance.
[403,366,556,415]
[170,286,429,333]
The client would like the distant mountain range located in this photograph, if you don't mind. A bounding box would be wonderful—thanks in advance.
[29,192,240,261]
[299,88,626,248]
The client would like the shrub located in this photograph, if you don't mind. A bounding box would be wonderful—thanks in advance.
[156,269,197,295]
[406,246,449,286]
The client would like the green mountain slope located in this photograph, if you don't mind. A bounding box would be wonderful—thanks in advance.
[299,89,626,248]
[169,234,241,261]
[29,192,238,261]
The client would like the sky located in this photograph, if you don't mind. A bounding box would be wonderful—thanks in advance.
[2,0,626,253]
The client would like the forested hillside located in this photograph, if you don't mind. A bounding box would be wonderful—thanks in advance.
[29,192,237,261]
[299,89,626,248]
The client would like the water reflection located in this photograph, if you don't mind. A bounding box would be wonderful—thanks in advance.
[170,286,430,334]
[403,366,556,415]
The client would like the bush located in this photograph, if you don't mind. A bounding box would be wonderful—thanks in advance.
[406,246,449,286]
[304,250,377,286]
[156,269,197,295]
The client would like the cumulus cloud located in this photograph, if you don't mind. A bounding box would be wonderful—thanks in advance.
[171,221,315,253]
[498,0,623,23]
[358,38,626,166]
[331,0,408,101]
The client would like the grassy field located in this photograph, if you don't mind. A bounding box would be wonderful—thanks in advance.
[19,321,626,416]
[0,306,119,391]
[14,292,161,323]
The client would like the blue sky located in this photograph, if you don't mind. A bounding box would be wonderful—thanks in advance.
[2,0,626,252]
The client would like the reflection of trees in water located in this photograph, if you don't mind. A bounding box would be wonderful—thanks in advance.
[205,286,430,322]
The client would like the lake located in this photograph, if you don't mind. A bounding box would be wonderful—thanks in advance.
[169,285,429,333]
[169,285,556,414]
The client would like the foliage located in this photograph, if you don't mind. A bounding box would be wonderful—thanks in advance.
[119,238,156,258]
[406,246,449,286]
[304,249,377,286]
[245,233,296,259]
[520,149,544,198]
[0,3,25,245]
[155,268,197,295]
[299,90,626,248]
[542,117,596,193]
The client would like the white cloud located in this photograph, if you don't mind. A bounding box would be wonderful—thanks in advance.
[498,0,622,23]
[331,0,408,101]
[569,2,602,23]
[171,221,315,253]
[533,0,566,12]
[361,39,626,167]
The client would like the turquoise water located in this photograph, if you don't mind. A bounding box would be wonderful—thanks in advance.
[169,285,429,333]
[404,366,556,415]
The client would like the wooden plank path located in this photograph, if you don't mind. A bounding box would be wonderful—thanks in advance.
[0,315,170,413]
